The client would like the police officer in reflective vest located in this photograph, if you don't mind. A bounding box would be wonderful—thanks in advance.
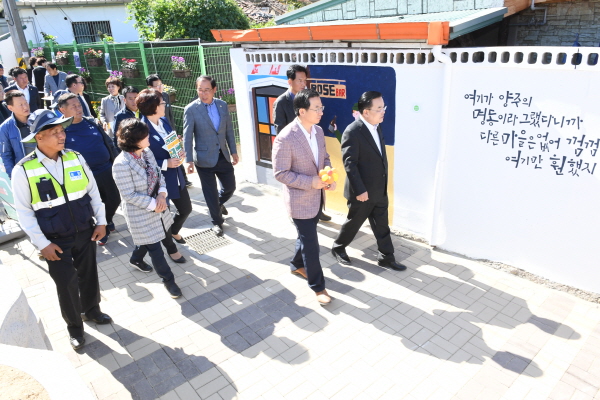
[12,109,112,350]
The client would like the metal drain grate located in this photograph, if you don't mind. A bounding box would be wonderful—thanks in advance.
[184,229,232,255]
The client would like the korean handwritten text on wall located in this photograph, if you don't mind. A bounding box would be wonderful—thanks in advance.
[464,90,595,177]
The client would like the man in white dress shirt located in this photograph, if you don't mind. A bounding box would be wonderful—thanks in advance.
[12,109,112,350]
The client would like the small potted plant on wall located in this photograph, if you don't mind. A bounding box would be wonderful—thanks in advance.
[163,85,177,104]
[221,88,236,113]
[79,68,92,84]
[110,70,124,83]
[32,47,45,57]
[84,48,104,67]
[120,58,139,78]
[171,56,191,78]
[56,50,69,65]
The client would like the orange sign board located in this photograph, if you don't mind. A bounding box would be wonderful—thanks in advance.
[309,79,346,99]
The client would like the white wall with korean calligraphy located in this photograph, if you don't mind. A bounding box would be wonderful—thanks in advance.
[437,63,600,293]
[232,46,600,294]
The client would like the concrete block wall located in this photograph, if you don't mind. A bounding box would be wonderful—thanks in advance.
[510,0,600,47]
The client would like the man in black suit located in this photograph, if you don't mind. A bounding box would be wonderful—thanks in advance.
[331,91,406,271]
[32,58,49,109]
[273,64,331,221]
[5,67,42,112]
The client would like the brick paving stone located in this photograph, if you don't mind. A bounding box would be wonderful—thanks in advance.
[5,178,600,400]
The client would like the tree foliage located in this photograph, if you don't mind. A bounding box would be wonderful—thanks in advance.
[128,0,250,41]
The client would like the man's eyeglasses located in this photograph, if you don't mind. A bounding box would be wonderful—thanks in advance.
[367,106,387,113]
[159,102,166,106]
[309,106,325,113]
[197,88,213,93]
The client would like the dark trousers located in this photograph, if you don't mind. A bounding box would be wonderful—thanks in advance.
[170,186,192,236]
[333,196,395,261]
[180,165,190,183]
[130,228,177,283]
[291,213,326,293]
[94,167,121,225]
[46,228,101,337]
[196,151,236,226]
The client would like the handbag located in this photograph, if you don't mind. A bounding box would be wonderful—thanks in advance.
[149,167,162,199]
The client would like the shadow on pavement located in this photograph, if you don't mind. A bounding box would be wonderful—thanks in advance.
[79,323,237,400]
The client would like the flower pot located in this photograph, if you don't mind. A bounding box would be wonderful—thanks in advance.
[169,93,177,104]
[227,104,237,113]
[86,57,103,67]
[121,69,140,79]
[56,58,69,66]
[173,69,192,78]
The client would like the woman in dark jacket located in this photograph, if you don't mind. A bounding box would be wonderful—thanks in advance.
[136,89,192,251]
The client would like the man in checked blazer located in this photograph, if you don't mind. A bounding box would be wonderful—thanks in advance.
[273,64,332,222]
[183,75,238,236]
[331,91,406,272]
[272,89,335,305]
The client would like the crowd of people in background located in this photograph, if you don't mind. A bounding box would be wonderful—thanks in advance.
[0,60,240,349]
[0,61,405,351]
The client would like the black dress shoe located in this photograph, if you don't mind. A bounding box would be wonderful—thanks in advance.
[212,224,223,236]
[378,260,407,271]
[82,312,112,324]
[220,204,228,215]
[185,180,193,187]
[173,235,186,244]
[318,211,331,221]
[70,336,85,350]
[170,255,187,264]
[130,260,153,272]
[164,281,182,298]
[331,248,351,265]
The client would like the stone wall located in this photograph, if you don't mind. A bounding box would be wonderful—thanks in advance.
[510,0,600,47]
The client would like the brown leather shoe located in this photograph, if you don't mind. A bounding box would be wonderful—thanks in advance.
[291,267,307,279]
[316,290,331,305]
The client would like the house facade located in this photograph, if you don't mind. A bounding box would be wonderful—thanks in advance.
[211,18,600,294]
[15,0,139,45]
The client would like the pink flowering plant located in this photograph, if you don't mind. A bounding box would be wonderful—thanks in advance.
[221,88,235,105]
[120,58,138,70]
[171,56,188,70]
[56,50,69,59]
[84,48,103,59]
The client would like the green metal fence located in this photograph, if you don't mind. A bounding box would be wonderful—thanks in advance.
[30,40,239,142]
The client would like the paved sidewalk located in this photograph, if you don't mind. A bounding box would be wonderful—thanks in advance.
[2,168,600,400]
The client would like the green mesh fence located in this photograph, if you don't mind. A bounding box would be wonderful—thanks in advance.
[32,40,238,142]
[203,44,239,143]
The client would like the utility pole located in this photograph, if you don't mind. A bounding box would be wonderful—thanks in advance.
[2,0,30,63]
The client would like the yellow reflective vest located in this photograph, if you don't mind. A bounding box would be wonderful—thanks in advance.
[20,150,94,239]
